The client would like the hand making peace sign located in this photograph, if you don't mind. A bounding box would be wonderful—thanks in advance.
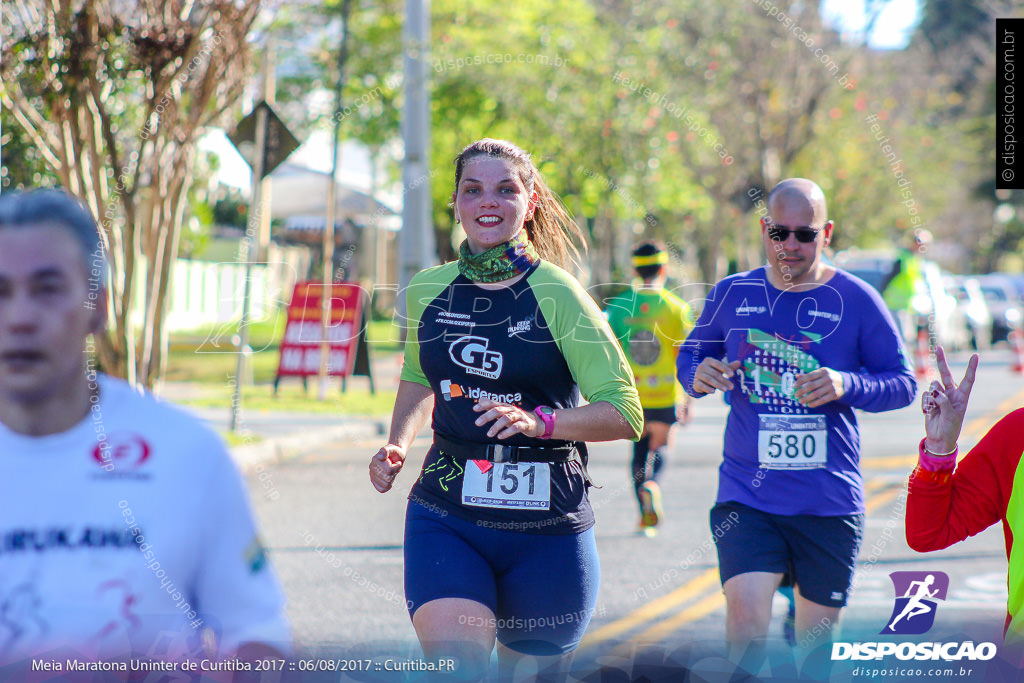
[922,346,980,455]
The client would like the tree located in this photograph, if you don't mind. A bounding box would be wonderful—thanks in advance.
[0,0,260,387]
[266,0,406,286]
[0,111,56,190]
[606,0,870,281]
[274,0,646,275]
[907,0,1018,272]
[430,0,608,258]
[263,0,988,292]
[272,0,404,148]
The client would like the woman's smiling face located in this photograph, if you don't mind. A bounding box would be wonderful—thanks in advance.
[453,156,537,254]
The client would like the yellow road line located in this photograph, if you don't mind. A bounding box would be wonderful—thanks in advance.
[611,482,905,646]
[864,453,916,469]
[578,568,719,652]
[580,386,1024,651]
[583,483,918,651]
[599,484,901,647]
[619,591,727,653]
[865,487,902,514]
[864,478,890,493]
[997,390,1024,413]
[863,386,1024,471]
[862,387,1024,514]
[962,386,1024,438]
[964,415,994,439]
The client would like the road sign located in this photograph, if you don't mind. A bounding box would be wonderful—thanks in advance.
[229,100,300,179]
[273,281,374,391]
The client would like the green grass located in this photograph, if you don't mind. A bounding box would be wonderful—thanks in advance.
[164,345,284,384]
[164,338,398,415]
[366,318,404,351]
[192,237,248,263]
[164,307,404,385]
[220,430,265,447]
[179,383,396,415]
[169,306,288,354]
[164,306,404,419]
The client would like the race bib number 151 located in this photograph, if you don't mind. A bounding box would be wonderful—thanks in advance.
[463,462,551,509]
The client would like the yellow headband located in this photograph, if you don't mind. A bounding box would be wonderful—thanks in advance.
[632,252,668,267]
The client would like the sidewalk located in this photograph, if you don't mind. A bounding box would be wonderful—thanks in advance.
[156,350,403,471]
[182,401,388,471]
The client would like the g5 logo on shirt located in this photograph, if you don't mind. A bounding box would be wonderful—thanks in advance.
[448,335,504,380]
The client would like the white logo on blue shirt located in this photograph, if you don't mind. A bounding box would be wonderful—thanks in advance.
[448,336,504,380]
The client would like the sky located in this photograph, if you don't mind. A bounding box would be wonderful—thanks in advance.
[206,0,924,195]
[822,0,921,49]
[200,128,376,195]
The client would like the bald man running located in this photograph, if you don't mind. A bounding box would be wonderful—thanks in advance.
[677,179,916,675]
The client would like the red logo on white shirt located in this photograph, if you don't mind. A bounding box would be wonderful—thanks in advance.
[92,433,152,471]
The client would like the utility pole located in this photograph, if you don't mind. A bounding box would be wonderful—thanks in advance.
[230,90,268,432]
[399,0,435,319]
[318,0,354,399]
[226,42,298,429]
[258,40,275,263]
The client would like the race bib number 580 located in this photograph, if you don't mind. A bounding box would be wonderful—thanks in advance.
[757,415,827,469]
[462,462,551,509]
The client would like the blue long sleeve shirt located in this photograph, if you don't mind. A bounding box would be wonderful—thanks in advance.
[677,267,916,515]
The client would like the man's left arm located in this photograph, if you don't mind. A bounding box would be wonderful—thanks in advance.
[795,285,917,411]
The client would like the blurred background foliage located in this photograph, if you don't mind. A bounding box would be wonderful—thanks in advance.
[255,0,1015,285]
[3,0,1018,286]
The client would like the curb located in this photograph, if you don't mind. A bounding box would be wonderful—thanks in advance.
[229,419,389,471]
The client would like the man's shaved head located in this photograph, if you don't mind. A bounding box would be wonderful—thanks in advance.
[766,178,828,225]
[760,178,834,289]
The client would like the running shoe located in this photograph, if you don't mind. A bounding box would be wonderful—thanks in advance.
[638,481,662,529]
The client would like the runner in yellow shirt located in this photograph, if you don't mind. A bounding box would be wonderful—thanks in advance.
[882,229,931,343]
[606,242,695,534]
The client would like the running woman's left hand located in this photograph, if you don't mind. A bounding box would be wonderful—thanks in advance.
[794,367,846,407]
[473,398,543,439]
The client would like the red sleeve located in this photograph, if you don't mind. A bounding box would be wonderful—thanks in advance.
[905,409,1024,553]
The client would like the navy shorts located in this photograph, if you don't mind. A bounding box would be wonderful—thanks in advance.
[404,500,600,655]
[709,501,864,608]
[642,406,677,425]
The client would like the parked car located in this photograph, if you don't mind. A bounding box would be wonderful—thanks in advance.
[946,276,993,351]
[833,249,968,350]
[974,274,1024,344]
[1006,274,1024,305]
[919,261,971,351]
[832,251,891,292]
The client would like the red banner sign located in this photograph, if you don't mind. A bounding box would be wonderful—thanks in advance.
[276,281,364,377]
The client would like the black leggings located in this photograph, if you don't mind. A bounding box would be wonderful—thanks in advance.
[631,434,666,503]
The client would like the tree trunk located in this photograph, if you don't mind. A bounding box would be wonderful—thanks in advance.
[2,0,259,388]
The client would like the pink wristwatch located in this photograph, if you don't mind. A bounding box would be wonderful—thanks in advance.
[534,405,556,439]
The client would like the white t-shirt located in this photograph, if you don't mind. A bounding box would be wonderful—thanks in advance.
[0,375,290,664]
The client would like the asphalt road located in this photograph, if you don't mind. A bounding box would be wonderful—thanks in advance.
[247,350,1024,682]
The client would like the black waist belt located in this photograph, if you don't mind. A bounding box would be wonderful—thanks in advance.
[434,433,578,464]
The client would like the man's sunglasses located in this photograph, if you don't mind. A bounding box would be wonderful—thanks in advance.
[761,217,827,243]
